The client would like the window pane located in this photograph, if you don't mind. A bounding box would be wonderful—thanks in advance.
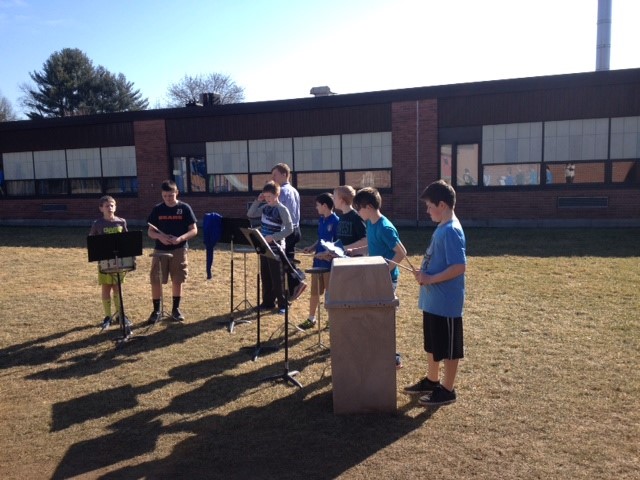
[248,138,293,173]
[105,177,138,194]
[251,173,272,191]
[612,161,639,184]
[296,171,340,190]
[71,178,102,194]
[3,152,34,180]
[190,156,207,192]
[67,148,101,178]
[173,156,187,192]
[440,145,452,184]
[344,170,391,189]
[206,141,248,173]
[6,180,35,196]
[102,146,136,177]
[342,132,392,169]
[544,163,605,184]
[209,174,249,193]
[34,150,66,179]
[482,164,540,186]
[456,144,478,186]
[37,179,68,195]
[294,135,341,171]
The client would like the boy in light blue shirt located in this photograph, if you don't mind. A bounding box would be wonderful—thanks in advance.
[404,180,466,407]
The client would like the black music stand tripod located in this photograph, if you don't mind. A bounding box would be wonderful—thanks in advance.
[241,228,302,388]
[87,231,144,349]
[240,228,279,361]
[218,217,254,333]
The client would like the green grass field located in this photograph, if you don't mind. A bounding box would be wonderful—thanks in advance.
[0,226,638,479]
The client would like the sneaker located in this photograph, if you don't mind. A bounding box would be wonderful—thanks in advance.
[277,308,286,315]
[290,282,308,301]
[100,316,112,330]
[418,385,457,407]
[297,318,316,330]
[171,308,185,322]
[147,311,162,325]
[403,377,441,395]
[395,353,404,369]
[258,303,276,312]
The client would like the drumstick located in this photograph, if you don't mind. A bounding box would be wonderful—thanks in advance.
[403,255,417,271]
[147,222,166,235]
[386,258,415,272]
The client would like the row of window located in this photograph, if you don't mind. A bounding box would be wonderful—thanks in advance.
[443,115,640,188]
[174,133,393,194]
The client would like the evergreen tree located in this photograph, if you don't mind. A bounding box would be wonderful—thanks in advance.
[21,48,148,118]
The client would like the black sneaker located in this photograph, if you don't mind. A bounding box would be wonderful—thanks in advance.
[171,308,185,322]
[403,377,441,395]
[258,303,276,312]
[297,318,316,330]
[147,311,162,325]
[418,385,457,407]
[100,316,112,330]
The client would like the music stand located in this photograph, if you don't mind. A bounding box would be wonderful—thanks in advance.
[241,227,302,388]
[218,217,254,333]
[87,231,143,348]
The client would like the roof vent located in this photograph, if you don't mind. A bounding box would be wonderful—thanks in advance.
[310,86,336,97]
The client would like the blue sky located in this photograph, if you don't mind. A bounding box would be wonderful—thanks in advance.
[1,0,638,118]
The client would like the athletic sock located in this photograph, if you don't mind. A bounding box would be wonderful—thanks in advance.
[172,296,181,310]
[153,299,161,312]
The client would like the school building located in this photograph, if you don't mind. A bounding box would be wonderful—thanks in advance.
[1,67,639,227]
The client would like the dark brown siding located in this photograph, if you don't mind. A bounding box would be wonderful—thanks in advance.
[0,122,134,152]
[166,104,392,142]
[439,82,640,127]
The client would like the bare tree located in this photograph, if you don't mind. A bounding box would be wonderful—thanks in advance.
[0,92,18,121]
[166,73,245,107]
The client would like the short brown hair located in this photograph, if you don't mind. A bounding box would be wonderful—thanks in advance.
[99,195,115,206]
[270,163,291,178]
[420,180,456,208]
[262,180,281,196]
[353,187,382,211]
[161,180,178,192]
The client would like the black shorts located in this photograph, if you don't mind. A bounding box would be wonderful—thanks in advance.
[423,311,464,362]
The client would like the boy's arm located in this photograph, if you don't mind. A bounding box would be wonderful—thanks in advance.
[415,264,466,285]
[345,237,368,255]
[388,242,407,272]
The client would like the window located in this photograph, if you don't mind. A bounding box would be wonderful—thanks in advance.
[483,164,540,186]
[483,123,542,164]
[456,144,479,187]
[1,146,137,197]
[345,170,391,189]
[249,138,293,173]
[544,119,609,162]
[440,145,452,184]
[3,151,35,196]
[610,116,640,159]
[612,161,639,184]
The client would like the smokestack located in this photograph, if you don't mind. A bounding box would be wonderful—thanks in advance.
[596,0,612,71]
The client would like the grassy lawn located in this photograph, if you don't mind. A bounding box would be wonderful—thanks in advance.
[0,226,638,479]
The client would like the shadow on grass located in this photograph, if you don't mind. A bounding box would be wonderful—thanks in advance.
[50,344,438,480]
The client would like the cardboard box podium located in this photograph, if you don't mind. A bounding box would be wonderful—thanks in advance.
[325,256,399,414]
